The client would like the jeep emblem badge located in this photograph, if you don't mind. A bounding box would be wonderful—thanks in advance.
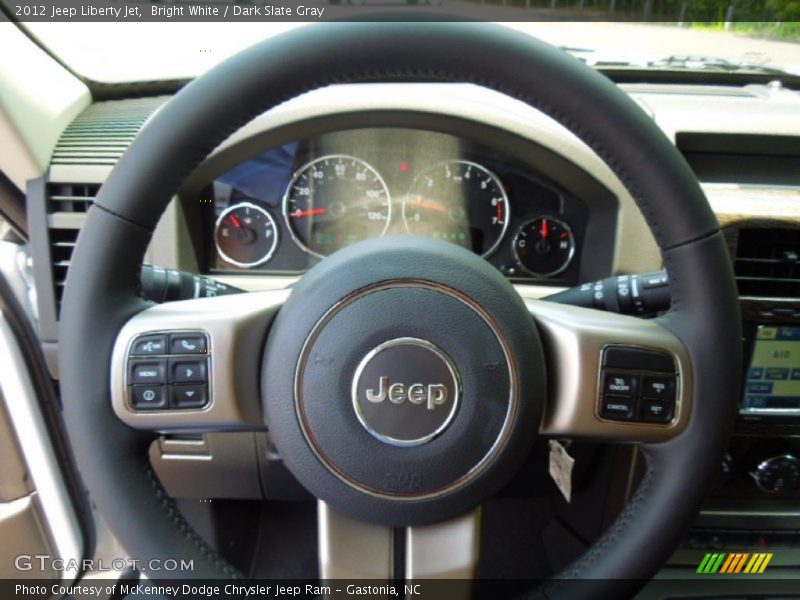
[365,377,449,410]
[352,338,461,447]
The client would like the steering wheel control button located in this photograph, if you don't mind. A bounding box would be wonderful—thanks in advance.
[123,330,211,411]
[170,384,208,409]
[603,346,675,372]
[640,399,674,423]
[642,376,676,401]
[129,360,166,384]
[352,338,461,447]
[602,372,636,397]
[169,359,207,384]
[130,334,167,356]
[130,385,166,410]
[169,333,207,355]
[598,345,678,424]
[601,397,635,420]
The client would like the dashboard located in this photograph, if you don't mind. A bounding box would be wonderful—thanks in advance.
[190,126,616,285]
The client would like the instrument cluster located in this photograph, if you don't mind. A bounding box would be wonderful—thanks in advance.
[201,127,592,283]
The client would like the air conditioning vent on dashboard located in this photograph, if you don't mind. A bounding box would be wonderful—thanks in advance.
[47,183,99,213]
[44,184,100,314]
[48,228,79,316]
[29,96,171,345]
[735,228,800,298]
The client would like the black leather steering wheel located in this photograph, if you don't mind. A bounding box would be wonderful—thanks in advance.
[59,22,741,598]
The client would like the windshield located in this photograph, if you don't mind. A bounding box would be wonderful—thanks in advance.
[17,19,800,83]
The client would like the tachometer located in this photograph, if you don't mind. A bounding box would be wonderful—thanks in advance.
[402,160,509,257]
[214,201,279,268]
[283,155,391,258]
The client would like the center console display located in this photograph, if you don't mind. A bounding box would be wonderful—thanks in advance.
[742,325,800,414]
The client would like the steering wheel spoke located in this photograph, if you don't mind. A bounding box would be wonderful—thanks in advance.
[525,297,693,443]
[319,501,480,586]
[110,289,289,432]
[406,508,481,580]
[318,501,394,580]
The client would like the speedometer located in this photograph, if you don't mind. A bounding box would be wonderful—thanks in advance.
[402,160,509,257]
[283,155,391,258]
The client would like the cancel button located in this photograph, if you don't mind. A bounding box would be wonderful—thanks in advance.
[601,397,635,420]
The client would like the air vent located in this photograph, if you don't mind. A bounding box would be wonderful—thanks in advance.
[44,183,99,315]
[40,96,168,325]
[51,97,168,166]
[735,228,800,298]
[47,183,99,213]
[49,228,79,315]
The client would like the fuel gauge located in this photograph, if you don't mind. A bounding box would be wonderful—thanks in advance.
[214,201,279,268]
[513,216,575,277]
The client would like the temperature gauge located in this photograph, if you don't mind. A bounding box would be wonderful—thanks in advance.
[513,216,575,277]
[214,201,279,268]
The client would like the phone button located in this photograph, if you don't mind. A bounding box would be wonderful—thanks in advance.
[170,334,207,355]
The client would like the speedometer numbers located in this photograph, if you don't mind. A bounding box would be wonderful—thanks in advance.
[284,155,391,258]
[513,216,575,277]
[402,160,509,257]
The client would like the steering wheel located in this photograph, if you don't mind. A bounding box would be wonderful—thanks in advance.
[59,22,741,597]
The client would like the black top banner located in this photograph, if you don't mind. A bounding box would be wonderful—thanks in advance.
[0,0,792,23]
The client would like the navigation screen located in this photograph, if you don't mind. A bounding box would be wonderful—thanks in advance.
[742,326,800,412]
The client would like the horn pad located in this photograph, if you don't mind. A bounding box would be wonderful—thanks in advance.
[262,236,545,526]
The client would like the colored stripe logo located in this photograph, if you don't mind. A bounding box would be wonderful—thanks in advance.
[697,552,773,574]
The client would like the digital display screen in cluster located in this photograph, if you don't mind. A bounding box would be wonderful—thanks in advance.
[742,326,800,412]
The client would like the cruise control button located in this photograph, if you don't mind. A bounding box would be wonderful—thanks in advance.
[170,334,207,355]
[131,334,167,356]
[601,397,635,420]
[170,384,208,409]
[169,359,207,383]
[130,385,166,410]
[603,372,636,397]
[640,399,674,423]
[129,360,166,384]
[641,376,675,400]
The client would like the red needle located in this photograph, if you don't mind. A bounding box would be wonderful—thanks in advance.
[229,214,243,229]
[292,208,327,218]
[412,198,446,214]
[540,218,548,238]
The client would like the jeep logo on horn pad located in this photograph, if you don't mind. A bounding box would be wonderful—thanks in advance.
[352,338,461,447]
[365,377,448,410]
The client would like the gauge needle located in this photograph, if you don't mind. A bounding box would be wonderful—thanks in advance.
[540,218,548,238]
[229,214,243,228]
[292,208,327,218]
[411,198,446,214]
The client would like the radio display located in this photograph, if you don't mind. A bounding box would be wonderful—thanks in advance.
[742,325,800,413]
